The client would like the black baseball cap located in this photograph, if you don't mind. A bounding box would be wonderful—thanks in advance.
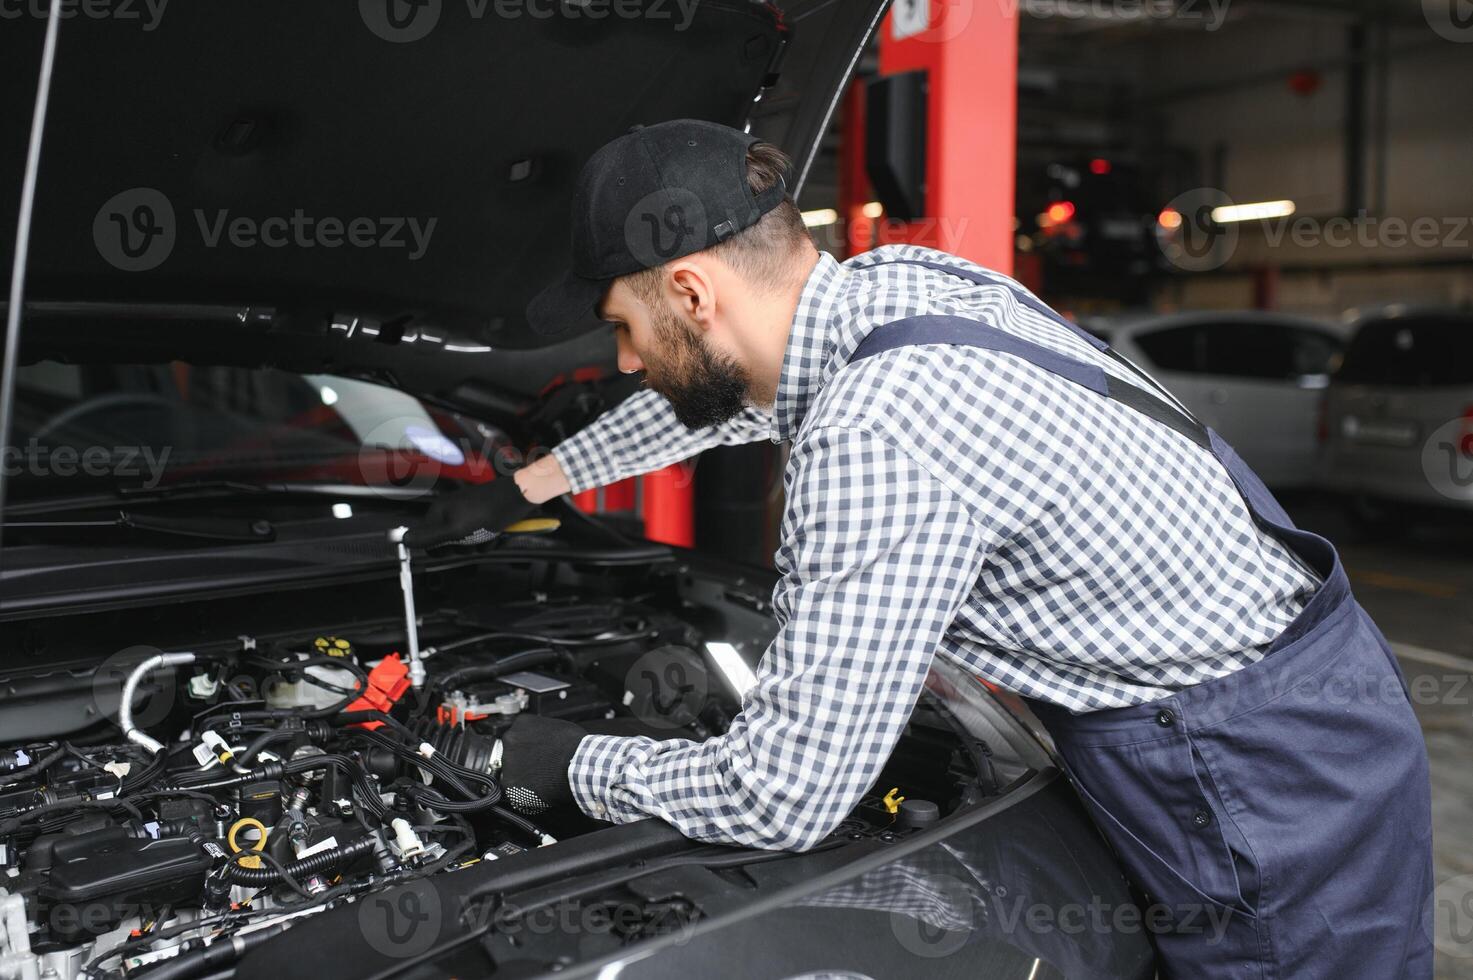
[525,119,788,337]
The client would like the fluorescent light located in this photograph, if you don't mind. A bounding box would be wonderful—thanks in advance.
[861,201,884,219]
[801,208,838,228]
[705,642,758,699]
[319,385,339,406]
[332,503,353,519]
[1211,200,1296,224]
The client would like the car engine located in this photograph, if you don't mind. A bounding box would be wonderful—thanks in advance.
[0,592,763,979]
[0,514,1007,980]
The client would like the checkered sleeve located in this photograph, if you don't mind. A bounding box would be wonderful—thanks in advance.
[567,423,986,850]
[551,388,773,494]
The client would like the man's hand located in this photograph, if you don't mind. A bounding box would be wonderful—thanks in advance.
[497,714,587,815]
[515,453,572,504]
[403,477,537,550]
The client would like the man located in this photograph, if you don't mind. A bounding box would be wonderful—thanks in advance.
[408,120,1432,977]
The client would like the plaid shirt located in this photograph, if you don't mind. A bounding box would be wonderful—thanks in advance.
[554,244,1319,850]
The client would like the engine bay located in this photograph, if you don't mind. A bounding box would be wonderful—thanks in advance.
[0,546,1004,979]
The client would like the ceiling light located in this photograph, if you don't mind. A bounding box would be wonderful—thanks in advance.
[1210,200,1296,224]
[801,208,838,228]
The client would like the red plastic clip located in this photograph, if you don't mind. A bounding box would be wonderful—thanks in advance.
[345,653,411,728]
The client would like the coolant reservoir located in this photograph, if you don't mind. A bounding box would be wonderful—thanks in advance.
[262,661,359,711]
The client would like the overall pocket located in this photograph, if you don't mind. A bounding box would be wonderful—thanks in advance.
[1055,729,1261,921]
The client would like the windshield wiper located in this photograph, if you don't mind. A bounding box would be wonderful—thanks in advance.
[5,480,432,517]
[5,510,275,543]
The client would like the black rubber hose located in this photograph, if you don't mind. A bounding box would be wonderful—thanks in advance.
[234,728,298,770]
[223,834,378,886]
[425,647,564,694]
[0,744,66,787]
[130,922,286,980]
[168,761,285,791]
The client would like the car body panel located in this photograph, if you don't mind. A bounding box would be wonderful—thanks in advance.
[1322,309,1473,509]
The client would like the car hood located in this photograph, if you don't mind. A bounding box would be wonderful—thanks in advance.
[2,0,884,410]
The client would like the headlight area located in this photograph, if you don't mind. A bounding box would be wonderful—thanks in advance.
[0,554,1017,979]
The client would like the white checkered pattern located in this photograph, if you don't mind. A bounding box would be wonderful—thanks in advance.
[558,244,1319,850]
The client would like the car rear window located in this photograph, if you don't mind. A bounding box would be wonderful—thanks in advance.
[1337,315,1473,386]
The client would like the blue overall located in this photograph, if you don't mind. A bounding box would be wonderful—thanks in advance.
[850,259,1435,979]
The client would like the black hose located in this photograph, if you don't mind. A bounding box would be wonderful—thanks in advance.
[223,834,378,885]
[421,647,567,704]
[130,922,286,980]
[234,728,297,770]
[0,744,66,787]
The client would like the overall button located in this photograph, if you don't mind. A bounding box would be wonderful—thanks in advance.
[1192,809,1213,828]
[1156,708,1175,727]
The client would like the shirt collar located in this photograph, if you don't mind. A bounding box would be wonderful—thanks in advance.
[771,252,847,443]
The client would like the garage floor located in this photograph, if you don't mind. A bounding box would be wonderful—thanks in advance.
[1285,497,1473,980]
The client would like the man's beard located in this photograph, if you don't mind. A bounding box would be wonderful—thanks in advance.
[644,306,751,430]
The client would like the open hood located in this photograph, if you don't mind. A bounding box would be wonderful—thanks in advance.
[2,0,885,411]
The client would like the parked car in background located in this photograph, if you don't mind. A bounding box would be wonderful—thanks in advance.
[1321,307,1473,531]
[1081,312,1345,489]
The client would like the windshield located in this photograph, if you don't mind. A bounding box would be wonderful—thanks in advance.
[5,361,510,502]
[1336,315,1473,387]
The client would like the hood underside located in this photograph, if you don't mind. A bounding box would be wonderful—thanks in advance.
[2,0,884,385]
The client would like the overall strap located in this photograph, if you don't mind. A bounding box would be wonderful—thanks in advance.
[864,257,1111,352]
[849,313,1213,452]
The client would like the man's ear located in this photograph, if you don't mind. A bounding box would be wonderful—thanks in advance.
[666,260,716,332]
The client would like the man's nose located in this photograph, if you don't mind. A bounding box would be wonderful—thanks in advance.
[616,334,644,375]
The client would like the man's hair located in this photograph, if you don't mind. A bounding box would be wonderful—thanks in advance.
[623,141,812,308]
